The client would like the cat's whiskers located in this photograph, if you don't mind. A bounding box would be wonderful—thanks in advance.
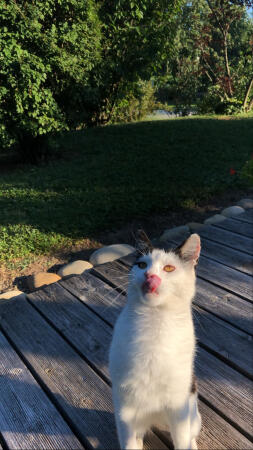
[192,307,207,335]
[101,286,128,313]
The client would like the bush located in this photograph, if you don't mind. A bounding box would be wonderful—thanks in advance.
[0,0,100,159]
[197,84,243,115]
[155,84,177,104]
[241,158,253,186]
[109,81,156,123]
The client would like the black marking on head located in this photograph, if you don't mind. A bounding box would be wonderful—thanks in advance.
[174,237,189,259]
[135,229,154,256]
[174,234,201,266]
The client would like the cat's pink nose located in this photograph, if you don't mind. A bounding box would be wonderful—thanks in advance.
[142,274,161,294]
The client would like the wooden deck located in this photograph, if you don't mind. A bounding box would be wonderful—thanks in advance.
[0,210,253,449]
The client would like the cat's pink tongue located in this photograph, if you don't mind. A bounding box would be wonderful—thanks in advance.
[142,274,161,295]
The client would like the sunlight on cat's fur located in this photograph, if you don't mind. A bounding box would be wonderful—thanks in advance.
[109,231,202,450]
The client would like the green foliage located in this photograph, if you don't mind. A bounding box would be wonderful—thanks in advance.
[0,0,182,158]
[86,0,182,125]
[156,0,253,115]
[0,0,101,157]
[241,158,253,185]
[197,86,243,114]
[109,81,156,123]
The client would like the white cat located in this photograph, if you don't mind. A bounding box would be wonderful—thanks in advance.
[109,231,202,450]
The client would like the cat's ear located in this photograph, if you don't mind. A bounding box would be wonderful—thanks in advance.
[175,234,201,265]
[135,229,153,254]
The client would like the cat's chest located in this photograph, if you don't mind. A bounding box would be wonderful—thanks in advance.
[118,310,194,401]
[121,307,194,371]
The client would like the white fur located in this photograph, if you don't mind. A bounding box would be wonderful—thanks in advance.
[109,236,201,449]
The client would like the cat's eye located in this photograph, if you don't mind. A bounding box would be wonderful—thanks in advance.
[137,261,147,269]
[163,265,175,272]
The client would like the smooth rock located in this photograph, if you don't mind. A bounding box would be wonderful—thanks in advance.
[58,260,93,277]
[0,289,26,301]
[237,198,253,209]
[221,205,245,217]
[204,214,227,225]
[28,272,61,290]
[90,244,135,265]
[187,222,205,232]
[160,225,190,242]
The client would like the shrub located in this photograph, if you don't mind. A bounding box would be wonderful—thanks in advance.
[241,158,253,186]
[109,81,156,123]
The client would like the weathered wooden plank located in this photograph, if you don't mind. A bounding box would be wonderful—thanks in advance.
[195,278,253,335]
[193,305,253,378]
[214,217,253,238]
[0,296,166,450]
[154,398,253,450]
[162,238,253,301]
[61,271,253,439]
[0,328,83,450]
[198,225,253,255]
[197,237,253,275]
[60,271,126,325]
[196,347,253,440]
[0,296,119,449]
[232,210,253,224]
[28,283,112,380]
[197,400,252,449]
[196,255,252,301]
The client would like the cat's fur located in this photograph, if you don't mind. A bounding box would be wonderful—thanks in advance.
[109,231,202,450]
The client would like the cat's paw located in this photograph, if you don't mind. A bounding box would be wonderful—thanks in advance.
[125,438,143,450]
[191,438,198,450]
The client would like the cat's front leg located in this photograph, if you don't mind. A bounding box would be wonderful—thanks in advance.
[114,406,143,450]
[167,398,192,450]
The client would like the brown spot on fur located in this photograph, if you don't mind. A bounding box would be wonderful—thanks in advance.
[191,374,197,394]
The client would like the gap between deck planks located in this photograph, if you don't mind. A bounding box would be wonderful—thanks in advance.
[0,328,83,450]
[59,271,253,444]
[0,295,166,450]
[198,225,253,255]
[232,209,253,224]
[213,217,253,239]
[194,236,252,275]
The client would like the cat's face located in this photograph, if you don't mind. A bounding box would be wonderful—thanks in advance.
[129,232,201,308]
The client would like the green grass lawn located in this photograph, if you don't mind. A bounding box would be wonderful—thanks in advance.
[0,115,252,264]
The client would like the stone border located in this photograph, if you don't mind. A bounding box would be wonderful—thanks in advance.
[157,198,253,243]
[1,198,252,299]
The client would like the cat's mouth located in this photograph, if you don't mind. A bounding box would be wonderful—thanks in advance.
[142,274,161,295]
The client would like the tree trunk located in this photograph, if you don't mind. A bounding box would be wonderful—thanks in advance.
[247,96,253,112]
[243,78,253,110]
[223,32,233,97]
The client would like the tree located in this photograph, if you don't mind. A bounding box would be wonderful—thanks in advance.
[0,0,101,157]
[0,0,182,158]
[159,0,253,113]
[87,0,183,125]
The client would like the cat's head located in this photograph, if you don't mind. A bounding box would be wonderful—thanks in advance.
[129,230,201,308]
